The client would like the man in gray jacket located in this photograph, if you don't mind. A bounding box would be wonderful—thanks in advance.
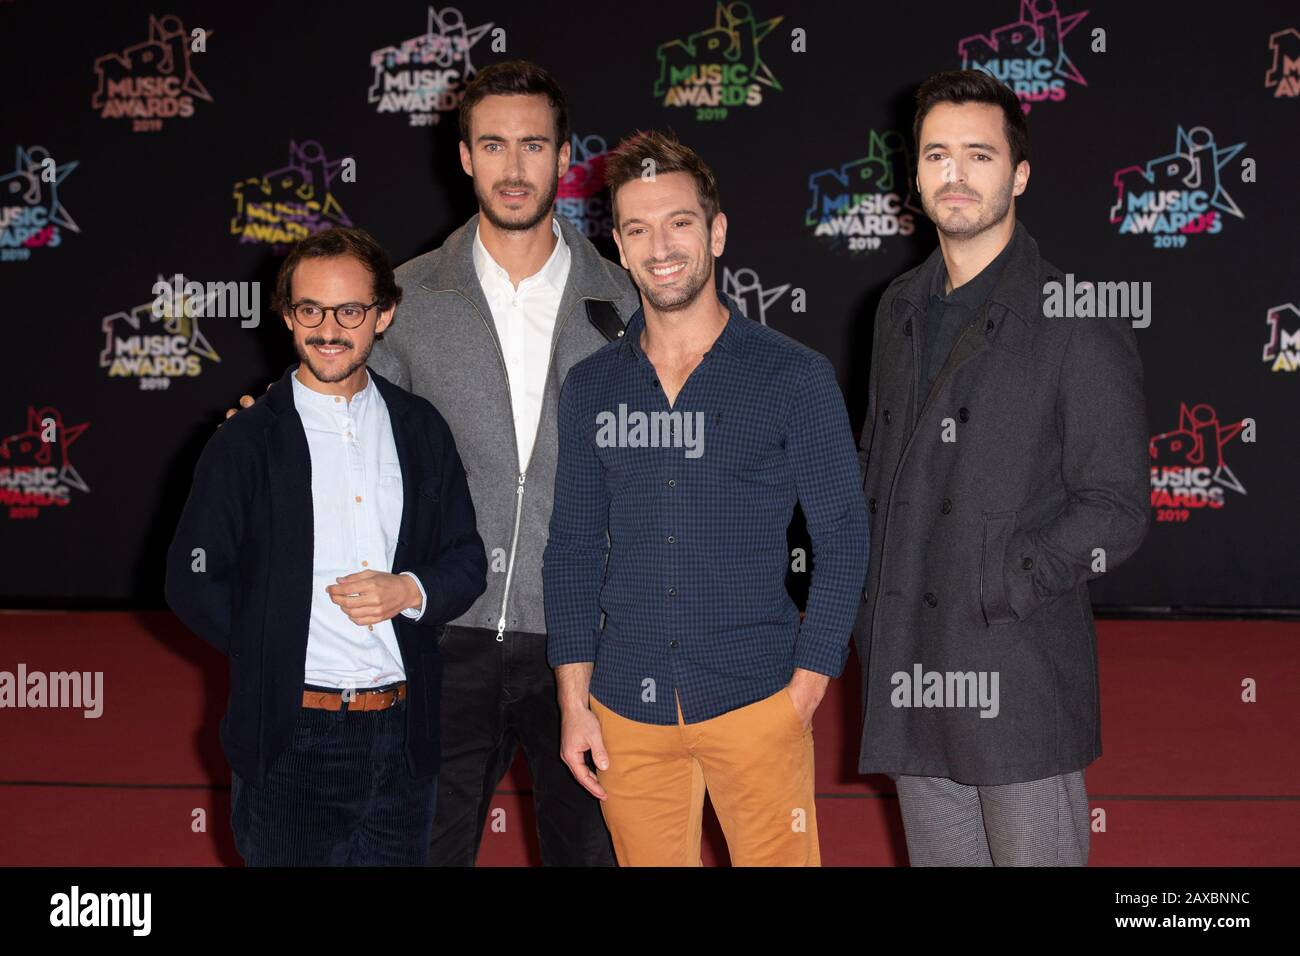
[233,62,638,865]
[375,62,639,866]
[855,70,1149,865]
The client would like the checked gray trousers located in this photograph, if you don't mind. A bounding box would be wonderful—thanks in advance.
[893,771,1091,866]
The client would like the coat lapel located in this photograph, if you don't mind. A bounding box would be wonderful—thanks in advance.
[263,370,315,640]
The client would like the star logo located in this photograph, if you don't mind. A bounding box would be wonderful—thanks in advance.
[1109,125,1245,225]
[368,5,493,104]
[1,145,79,234]
[722,267,790,327]
[655,1,784,98]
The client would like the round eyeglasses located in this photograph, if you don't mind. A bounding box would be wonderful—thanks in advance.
[288,301,379,329]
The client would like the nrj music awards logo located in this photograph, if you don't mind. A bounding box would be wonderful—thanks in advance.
[1263,303,1300,373]
[557,134,613,239]
[1,146,78,263]
[231,141,353,248]
[1265,28,1300,97]
[722,266,791,326]
[805,131,920,255]
[959,0,1088,113]
[1109,126,1245,248]
[369,6,494,127]
[0,408,89,520]
[99,275,225,390]
[654,2,783,119]
[1149,402,1249,520]
[92,14,212,131]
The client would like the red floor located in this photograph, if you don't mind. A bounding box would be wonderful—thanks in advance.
[0,612,1296,865]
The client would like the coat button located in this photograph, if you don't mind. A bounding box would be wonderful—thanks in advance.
[869,497,877,514]
[985,319,995,332]
[924,592,938,607]
[941,498,952,514]
[1022,557,1034,570]
[958,407,970,422]
[883,409,892,424]
[904,320,913,336]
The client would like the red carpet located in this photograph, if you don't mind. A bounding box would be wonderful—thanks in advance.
[1,612,1296,865]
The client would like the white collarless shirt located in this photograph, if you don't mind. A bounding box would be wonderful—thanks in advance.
[472,216,571,472]
[291,367,426,690]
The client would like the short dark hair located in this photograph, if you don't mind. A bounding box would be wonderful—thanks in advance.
[458,60,569,148]
[913,69,1029,169]
[604,130,721,229]
[273,227,402,314]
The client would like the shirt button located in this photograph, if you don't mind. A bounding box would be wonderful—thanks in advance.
[669,640,679,648]
[355,495,363,503]
[667,479,676,488]
[361,560,369,567]
[668,587,677,596]
[334,397,341,403]
[667,535,676,544]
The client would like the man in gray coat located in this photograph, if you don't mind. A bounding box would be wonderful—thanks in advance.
[373,62,640,866]
[855,70,1150,865]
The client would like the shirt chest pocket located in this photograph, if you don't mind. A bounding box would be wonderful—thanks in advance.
[377,460,404,555]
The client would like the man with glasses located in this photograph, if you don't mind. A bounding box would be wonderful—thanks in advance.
[233,60,638,866]
[167,227,487,865]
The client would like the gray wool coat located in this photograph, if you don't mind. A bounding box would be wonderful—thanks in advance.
[854,220,1150,785]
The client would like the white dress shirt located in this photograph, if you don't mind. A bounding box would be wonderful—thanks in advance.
[291,367,427,690]
[472,215,571,472]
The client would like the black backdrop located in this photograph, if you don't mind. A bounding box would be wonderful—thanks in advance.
[2,0,1297,611]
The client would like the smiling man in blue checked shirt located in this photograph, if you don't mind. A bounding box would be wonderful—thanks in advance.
[543,131,870,866]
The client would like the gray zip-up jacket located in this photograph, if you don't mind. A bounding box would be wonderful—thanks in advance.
[370,213,641,638]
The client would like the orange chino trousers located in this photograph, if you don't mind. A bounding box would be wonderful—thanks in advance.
[589,688,819,866]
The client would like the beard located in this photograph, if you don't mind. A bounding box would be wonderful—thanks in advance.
[295,333,373,384]
[476,168,560,232]
[922,174,1014,239]
[636,253,713,313]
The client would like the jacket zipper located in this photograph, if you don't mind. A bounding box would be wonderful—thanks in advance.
[493,297,582,639]
[432,286,586,642]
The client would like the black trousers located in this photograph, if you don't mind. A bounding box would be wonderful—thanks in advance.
[428,625,615,866]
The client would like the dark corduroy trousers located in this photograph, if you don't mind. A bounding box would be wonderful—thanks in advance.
[231,698,437,866]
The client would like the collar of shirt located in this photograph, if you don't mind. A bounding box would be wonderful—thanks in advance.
[472,215,569,296]
[930,233,1015,310]
[290,364,374,422]
[621,288,750,365]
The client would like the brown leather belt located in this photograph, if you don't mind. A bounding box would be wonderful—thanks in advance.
[301,682,407,712]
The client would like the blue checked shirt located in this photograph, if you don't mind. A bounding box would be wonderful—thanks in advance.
[543,290,869,725]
